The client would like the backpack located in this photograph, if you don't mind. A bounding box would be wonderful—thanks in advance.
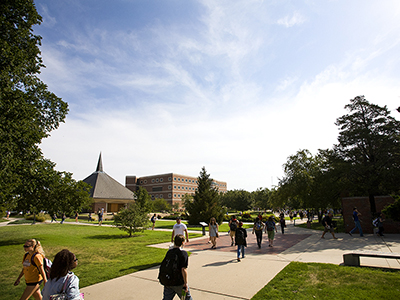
[267,221,274,231]
[230,221,238,231]
[372,218,379,227]
[24,252,52,280]
[235,228,245,245]
[158,248,181,286]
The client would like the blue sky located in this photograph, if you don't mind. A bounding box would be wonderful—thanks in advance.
[36,0,400,191]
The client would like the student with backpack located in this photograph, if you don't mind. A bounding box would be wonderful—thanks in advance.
[159,234,193,300]
[266,216,278,247]
[14,239,47,300]
[229,216,239,246]
[252,217,264,248]
[235,222,247,262]
[41,249,82,300]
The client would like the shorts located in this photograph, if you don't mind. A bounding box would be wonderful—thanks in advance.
[323,226,334,233]
[230,230,236,238]
[26,280,43,286]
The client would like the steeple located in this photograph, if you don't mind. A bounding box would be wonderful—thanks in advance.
[96,152,104,173]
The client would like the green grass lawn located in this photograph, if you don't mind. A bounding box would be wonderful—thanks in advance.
[251,261,400,300]
[0,224,201,300]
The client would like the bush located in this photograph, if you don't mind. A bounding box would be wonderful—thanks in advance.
[24,213,46,222]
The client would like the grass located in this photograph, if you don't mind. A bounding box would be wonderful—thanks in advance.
[251,261,400,300]
[0,223,201,300]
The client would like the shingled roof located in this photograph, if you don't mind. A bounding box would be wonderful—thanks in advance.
[83,153,135,200]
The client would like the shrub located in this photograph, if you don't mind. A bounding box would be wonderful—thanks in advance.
[24,213,46,222]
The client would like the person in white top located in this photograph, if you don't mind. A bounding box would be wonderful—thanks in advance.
[171,217,189,244]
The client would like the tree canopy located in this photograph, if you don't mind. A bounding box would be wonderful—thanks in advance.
[333,96,400,212]
[184,167,225,225]
[0,1,89,213]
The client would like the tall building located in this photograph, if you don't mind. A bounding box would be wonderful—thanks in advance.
[126,173,227,206]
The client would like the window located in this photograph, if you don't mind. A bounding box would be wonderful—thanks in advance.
[168,185,172,189]
[168,194,172,198]
[152,187,163,192]
[168,177,172,181]
[178,186,181,189]
[160,178,163,182]
[174,177,176,181]
[144,180,147,183]
[185,179,188,182]
[178,178,181,181]
[152,179,155,183]
[174,186,176,189]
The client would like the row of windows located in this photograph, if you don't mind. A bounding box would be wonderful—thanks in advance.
[140,177,173,184]
[150,192,195,199]
[174,177,197,184]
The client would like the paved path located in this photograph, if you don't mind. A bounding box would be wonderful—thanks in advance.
[80,223,400,300]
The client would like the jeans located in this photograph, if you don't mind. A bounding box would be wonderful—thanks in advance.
[163,285,193,300]
[350,220,363,236]
[255,230,262,247]
[237,245,245,258]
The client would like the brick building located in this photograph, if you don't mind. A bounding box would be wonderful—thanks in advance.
[126,173,227,206]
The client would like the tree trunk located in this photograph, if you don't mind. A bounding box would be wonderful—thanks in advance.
[369,194,376,214]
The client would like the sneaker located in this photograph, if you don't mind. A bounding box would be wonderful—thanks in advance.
[237,258,241,262]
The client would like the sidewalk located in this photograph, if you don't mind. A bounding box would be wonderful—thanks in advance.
[80,223,400,300]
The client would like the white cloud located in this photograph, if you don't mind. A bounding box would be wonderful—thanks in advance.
[277,11,306,28]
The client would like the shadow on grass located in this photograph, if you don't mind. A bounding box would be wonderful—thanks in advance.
[0,238,27,247]
[119,262,160,272]
[84,234,145,240]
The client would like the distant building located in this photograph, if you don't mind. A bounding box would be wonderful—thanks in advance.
[126,173,227,206]
[83,154,136,213]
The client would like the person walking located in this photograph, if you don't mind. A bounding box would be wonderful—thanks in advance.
[235,222,247,262]
[159,234,193,300]
[228,216,239,246]
[41,249,82,300]
[60,213,66,224]
[171,216,189,244]
[208,217,219,249]
[252,217,264,248]
[321,212,338,239]
[349,207,363,237]
[74,211,79,223]
[375,212,385,236]
[279,213,286,234]
[266,216,278,247]
[98,209,103,226]
[151,214,157,230]
[51,214,57,223]
[14,239,47,300]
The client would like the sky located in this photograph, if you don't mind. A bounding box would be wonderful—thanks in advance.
[35,0,400,192]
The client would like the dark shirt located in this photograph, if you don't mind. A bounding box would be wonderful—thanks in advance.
[353,211,359,222]
[323,215,333,227]
[167,247,188,286]
[235,227,247,247]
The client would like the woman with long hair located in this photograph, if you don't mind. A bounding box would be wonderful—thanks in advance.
[14,239,47,300]
[208,217,219,249]
[41,249,81,300]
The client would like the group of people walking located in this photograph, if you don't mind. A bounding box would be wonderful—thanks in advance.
[14,239,82,300]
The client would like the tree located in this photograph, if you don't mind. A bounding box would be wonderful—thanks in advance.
[252,188,271,211]
[221,189,253,211]
[113,202,150,237]
[134,187,153,213]
[184,167,225,225]
[1,0,68,209]
[276,149,341,212]
[382,195,400,222]
[152,198,171,212]
[334,96,400,213]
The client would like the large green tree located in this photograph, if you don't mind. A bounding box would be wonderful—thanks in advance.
[0,1,91,213]
[334,96,400,213]
[221,189,253,211]
[184,167,225,225]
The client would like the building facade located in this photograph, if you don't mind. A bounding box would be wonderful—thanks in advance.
[126,173,227,206]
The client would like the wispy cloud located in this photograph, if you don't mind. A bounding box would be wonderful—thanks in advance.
[277,11,306,28]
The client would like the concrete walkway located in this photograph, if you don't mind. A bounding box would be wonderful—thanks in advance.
[80,223,400,300]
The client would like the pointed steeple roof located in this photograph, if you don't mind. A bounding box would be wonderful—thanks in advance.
[83,154,135,200]
[96,152,104,172]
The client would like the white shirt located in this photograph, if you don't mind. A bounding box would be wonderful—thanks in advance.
[173,223,187,236]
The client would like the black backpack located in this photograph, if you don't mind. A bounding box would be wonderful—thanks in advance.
[235,228,245,245]
[230,221,238,231]
[158,248,181,286]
